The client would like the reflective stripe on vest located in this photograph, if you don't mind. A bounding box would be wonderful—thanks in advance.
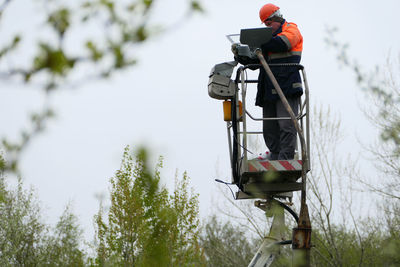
[280,35,292,50]
[272,82,302,94]
[269,51,302,60]
[292,82,302,88]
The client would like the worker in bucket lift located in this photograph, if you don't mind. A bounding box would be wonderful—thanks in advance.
[234,3,303,160]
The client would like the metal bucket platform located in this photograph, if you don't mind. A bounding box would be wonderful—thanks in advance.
[236,159,304,199]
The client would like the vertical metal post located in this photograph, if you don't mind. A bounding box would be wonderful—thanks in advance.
[301,69,311,171]
[240,69,248,171]
[231,79,241,185]
[248,201,285,267]
[292,204,312,267]
[227,122,233,174]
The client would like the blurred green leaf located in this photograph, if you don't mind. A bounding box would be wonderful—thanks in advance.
[33,44,75,76]
[190,1,204,12]
[0,154,5,173]
[86,41,103,61]
[135,25,147,42]
[111,44,124,68]
[0,35,21,59]
[47,8,70,37]
[143,0,153,9]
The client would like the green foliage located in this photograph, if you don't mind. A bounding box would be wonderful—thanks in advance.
[48,8,71,38]
[142,0,153,9]
[93,146,205,266]
[0,153,5,174]
[200,215,255,267]
[0,35,20,59]
[190,1,204,12]
[381,203,400,265]
[43,205,86,266]
[33,43,76,77]
[0,176,85,266]
[311,221,400,267]
[86,41,103,61]
[0,177,47,266]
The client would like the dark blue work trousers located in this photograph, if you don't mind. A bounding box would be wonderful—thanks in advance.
[262,97,299,160]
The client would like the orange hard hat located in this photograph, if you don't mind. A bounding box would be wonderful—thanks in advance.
[259,3,280,22]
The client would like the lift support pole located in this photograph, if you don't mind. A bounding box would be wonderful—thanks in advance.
[248,201,285,267]
[255,49,312,267]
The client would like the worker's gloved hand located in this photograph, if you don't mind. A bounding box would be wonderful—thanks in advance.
[231,43,240,56]
[235,55,252,65]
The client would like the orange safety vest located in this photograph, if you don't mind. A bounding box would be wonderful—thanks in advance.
[269,21,303,60]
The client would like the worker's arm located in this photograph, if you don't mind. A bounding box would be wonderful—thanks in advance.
[262,23,302,53]
[234,55,259,66]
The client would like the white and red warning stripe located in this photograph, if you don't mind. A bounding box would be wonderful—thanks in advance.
[248,160,303,172]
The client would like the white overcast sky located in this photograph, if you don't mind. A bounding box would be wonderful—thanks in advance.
[1,0,400,241]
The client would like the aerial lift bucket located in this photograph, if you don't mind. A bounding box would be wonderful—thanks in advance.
[208,27,312,266]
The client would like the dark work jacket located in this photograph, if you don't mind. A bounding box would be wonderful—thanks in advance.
[255,20,303,106]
